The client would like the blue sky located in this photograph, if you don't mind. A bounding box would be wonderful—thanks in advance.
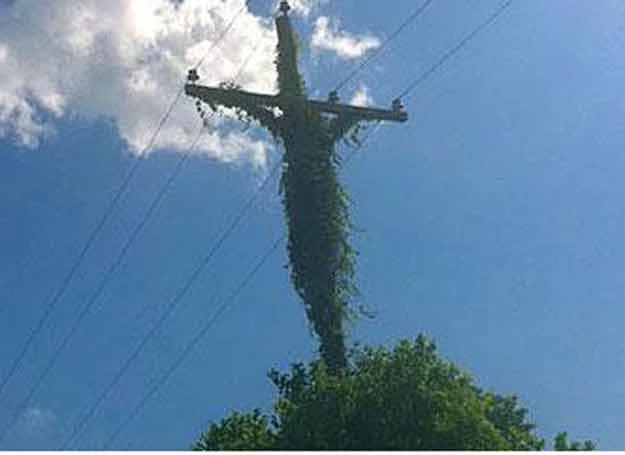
[1,0,625,449]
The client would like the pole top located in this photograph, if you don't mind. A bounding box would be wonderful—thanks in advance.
[279,0,291,15]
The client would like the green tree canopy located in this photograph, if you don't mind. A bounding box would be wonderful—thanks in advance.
[193,335,595,451]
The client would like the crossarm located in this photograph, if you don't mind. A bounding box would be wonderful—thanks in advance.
[185,84,408,124]
[184,84,280,111]
[308,100,408,123]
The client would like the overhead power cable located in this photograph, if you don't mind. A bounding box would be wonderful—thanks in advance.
[0,88,183,401]
[49,45,270,448]
[0,32,259,444]
[60,158,282,449]
[101,235,284,450]
[332,0,434,93]
[397,0,513,100]
[0,127,204,443]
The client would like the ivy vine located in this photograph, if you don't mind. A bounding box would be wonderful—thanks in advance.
[198,17,366,372]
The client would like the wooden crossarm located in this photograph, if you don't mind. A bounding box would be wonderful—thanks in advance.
[184,84,280,110]
[185,83,408,124]
[308,100,408,123]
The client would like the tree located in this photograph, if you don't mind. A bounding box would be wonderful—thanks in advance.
[192,336,595,451]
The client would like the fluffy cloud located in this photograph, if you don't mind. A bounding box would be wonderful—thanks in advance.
[0,0,280,164]
[311,16,380,59]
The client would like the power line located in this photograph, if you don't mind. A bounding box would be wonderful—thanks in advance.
[45,28,281,451]
[397,0,513,100]
[0,127,204,444]
[332,0,434,93]
[0,0,225,401]
[101,235,284,450]
[60,158,282,449]
[0,35,261,444]
[0,88,182,401]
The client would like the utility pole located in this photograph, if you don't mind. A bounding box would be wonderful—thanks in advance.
[184,0,407,372]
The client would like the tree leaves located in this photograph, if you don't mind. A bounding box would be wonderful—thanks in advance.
[193,336,595,451]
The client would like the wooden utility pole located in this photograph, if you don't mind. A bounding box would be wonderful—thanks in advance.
[184,0,407,372]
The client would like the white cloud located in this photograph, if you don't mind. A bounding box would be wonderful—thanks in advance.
[349,83,373,107]
[0,0,280,163]
[311,16,380,60]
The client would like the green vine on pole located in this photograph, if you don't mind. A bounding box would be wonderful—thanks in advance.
[199,20,366,373]
[274,23,362,372]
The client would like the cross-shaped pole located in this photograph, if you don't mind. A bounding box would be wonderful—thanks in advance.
[184,1,407,372]
[185,1,407,129]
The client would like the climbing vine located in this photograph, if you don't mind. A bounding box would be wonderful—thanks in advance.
[274,22,362,372]
[197,16,365,372]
